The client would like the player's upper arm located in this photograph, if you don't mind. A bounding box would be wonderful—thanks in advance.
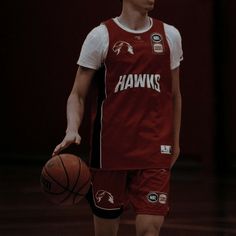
[70,66,96,100]
[171,67,181,96]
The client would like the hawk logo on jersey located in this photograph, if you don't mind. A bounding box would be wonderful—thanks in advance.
[95,190,114,204]
[113,41,134,55]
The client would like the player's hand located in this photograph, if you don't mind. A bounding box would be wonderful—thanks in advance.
[52,132,81,156]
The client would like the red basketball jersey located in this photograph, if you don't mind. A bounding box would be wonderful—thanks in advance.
[90,18,173,170]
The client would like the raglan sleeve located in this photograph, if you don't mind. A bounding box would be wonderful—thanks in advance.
[77,25,108,70]
[165,24,183,70]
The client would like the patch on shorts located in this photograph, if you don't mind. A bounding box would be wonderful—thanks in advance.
[147,192,168,204]
[159,193,168,204]
[147,192,159,203]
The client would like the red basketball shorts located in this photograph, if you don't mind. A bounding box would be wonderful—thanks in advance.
[86,168,170,219]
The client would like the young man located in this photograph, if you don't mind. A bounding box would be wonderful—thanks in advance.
[53,0,183,235]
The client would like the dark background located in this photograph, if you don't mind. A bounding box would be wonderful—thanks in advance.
[1,0,236,174]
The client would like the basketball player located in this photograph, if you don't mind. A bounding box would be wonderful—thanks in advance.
[53,0,183,235]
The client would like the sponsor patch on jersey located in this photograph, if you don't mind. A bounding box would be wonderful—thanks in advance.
[151,33,165,54]
[160,145,172,155]
[153,43,164,53]
[151,33,162,43]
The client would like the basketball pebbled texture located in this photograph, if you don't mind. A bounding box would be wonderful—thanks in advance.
[40,154,91,206]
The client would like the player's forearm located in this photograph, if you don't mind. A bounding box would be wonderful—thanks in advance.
[66,93,85,134]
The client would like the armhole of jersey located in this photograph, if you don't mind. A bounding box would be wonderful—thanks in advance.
[163,23,183,69]
[163,23,176,70]
[101,19,115,65]
[100,22,110,63]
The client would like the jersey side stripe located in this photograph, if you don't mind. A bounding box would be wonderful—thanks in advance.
[90,66,106,168]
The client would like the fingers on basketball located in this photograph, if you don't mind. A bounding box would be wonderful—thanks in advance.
[52,135,81,156]
[52,144,61,156]
[75,135,81,145]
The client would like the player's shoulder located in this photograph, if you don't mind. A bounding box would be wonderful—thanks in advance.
[163,22,182,42]
[86,24,108,42]
[89,24,107,35]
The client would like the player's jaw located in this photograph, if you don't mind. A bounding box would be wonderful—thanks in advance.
[125,0,156,12]
[145,0,156,10]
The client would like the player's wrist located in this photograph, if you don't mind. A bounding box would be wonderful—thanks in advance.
[65,129,79,134]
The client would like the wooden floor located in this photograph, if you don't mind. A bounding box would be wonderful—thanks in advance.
[1,160,236,236]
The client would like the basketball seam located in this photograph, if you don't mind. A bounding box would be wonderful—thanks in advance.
[58,154,70,187]
[57,154,73,204]
[43,168,69,194]
[42,155,90,205]
[76,176,91,195]
[43,157,77,194]
[43,167,85,194]
[59,156,82,204]
[72,159,82,204]
[73,164,90,202]
[73,176,91,201]
[40,173,67,195]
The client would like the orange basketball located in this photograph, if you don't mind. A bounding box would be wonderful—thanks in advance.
[40,153,91,206]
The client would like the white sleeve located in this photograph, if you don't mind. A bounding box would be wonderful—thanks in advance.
[77,25,109,70]
[164,24,183,70]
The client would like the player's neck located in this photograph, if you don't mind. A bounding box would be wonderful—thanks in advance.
[118,7,150,31]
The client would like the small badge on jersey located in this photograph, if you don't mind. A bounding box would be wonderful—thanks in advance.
[160,145,172,155]
[151,33,165,54]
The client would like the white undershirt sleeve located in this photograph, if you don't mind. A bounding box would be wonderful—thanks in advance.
[77,25,108,70]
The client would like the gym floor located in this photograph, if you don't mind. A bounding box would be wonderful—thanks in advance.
[1,159,236,236]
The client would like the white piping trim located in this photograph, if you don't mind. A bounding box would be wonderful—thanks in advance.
[113,17,153,34]
[99,63,108,168]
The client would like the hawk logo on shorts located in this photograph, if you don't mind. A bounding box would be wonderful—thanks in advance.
[113,41,134,55]
[95,190,114,204]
